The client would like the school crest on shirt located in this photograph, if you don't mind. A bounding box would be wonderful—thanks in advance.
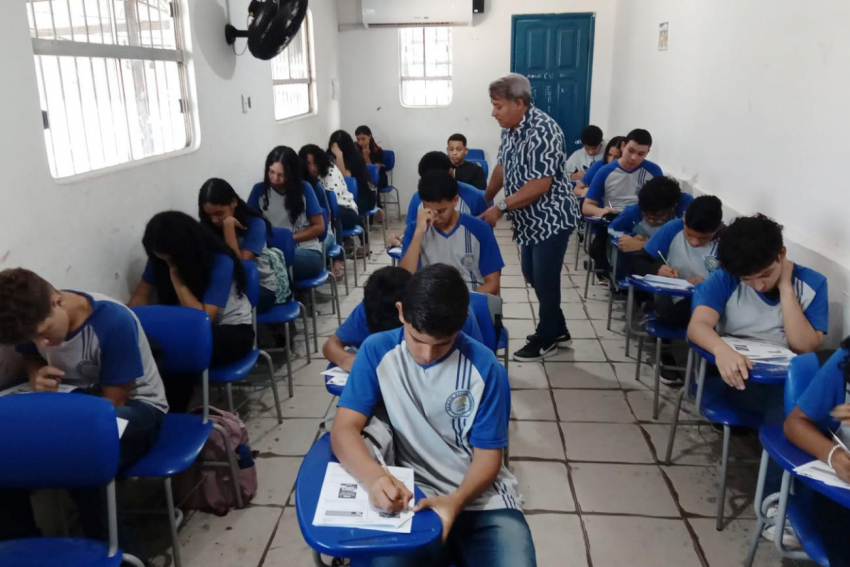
[445,390,475,418]
[461,253,476,271]
[704,254,720,274]
[76,360,101,381]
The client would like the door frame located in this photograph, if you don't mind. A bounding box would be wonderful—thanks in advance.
[510,12,596,129]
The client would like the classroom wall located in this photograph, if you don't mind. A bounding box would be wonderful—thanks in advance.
[606,0,850,342]
[0,0,340,299]
[335,0,619,210]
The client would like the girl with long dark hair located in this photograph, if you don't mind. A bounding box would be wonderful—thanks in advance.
[574,135,626,198]
[354,125,388,188]
[247,146,326,280]
[299,144,359,230]
[198,178,290,313]
[328,130,377,214]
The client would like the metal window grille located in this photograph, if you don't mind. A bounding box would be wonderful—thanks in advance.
[399,27,452,107]
[27,0,192,178]
[271,14,313,121]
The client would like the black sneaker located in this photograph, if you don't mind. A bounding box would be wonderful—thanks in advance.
[525,332,573,348]
[513,338,559,362]
[658,352,684,386]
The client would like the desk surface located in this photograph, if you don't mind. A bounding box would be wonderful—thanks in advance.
[295,434,442,559]
[627,275,695,298]
[690,341,788,385]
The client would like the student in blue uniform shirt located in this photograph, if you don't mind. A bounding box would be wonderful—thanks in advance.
[331,265,536,567]
[565,125,604,181]
[323,267,483,371]
[688,214,828,393]
[406,152,488,225]
[785,343,850,566]
[573,136,625,198]
[401,171,504,295]
[609,176,693,254]
[447,134,487,191]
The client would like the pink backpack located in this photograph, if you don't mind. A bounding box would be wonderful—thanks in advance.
[179,406,258,515]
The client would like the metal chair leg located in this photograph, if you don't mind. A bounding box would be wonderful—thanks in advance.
[332,278,341,325]
[340,249,349,295]
[225,383,235,414]
[213,422,244,509]
[300,303,312,362]
[634,335,645,381]
[165,477,182,567]
[665,350,695,464]
[716,424,732,530]
[624,284,634,357]
[310,288,319,353]
[584,257,594,298]
[283,323,294,398]
[652,338,662,420]
[744,450,772,567]
[260,350,282,423]
[606,285,615,331]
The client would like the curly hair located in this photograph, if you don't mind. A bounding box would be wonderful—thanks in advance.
[717,214,784,277]
[0,268,56,344]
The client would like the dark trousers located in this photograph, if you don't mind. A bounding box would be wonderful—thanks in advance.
[521,229,572,342]
[654,296,692,327]
[589,226,610,276]
[338,205,360,231]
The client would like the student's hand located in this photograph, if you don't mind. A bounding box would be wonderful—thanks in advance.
[830,403,850,424]
[687,276,705,285]
[413,493,463,543]
[339,352,356,372]
[657,265,680,279]
[600,205,615,217]
[415,209,436,236]
[570,171,584,181]
[573,186,588,198]
[478,205,503,228]
[831,450,850,484]
[29,365,65,392]
[778,257,795,291]
[222,216,246,231]
[369,474,413,514]
[618,235,645,253]
[715,346,753,390]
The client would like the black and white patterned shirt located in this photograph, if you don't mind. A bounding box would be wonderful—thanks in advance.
[497,105,580,246]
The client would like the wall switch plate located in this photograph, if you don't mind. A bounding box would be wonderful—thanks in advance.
[241,95,250,114]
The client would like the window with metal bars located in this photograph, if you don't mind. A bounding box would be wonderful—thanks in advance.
[398,27,453,108]
[26,0,192,179]
[271,12,314,121]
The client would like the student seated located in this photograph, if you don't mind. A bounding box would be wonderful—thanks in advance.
[247,146,326,281]
[323,267,483,371]
[199,178,290,314]
[566,125,604,181]
[329,130,378,216]
[784,342,850,566]
[299,143,360,232]
[447,133,487,190]
[355,125,388,189]
[688,214,828,398]
[406,152,488,226]
[129,211,254,411]
[609,176,693,254]
[330,265,536,567]
[401,171,504,295]
[573,136,625,198]
[0,268,167,552]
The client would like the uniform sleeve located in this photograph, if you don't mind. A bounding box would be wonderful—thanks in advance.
[95,305,145,386]
[643,220,681,259]
[246,182,264,212]
[468,218,504,277]
[469,361,510,449]
[303,183,322,217]
[580,161,602,186]
[676,194,694,218]
[692,269,738,315]
[405,194,421,226]
[645,161,664,177]
[241,217,267,255]
[337,335,385,417]
[203,255,235,308]
[335,303,370,348]
[610,205,641,234]
[460,184,488,217]
[587,165,612,204]
[796,349,847,422]
[141,260,155,284]
[462,311,484,343]
[400,218,417,257]
[801,273,830,333]
[527,124,566,179]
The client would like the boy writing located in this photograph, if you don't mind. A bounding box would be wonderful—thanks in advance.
[609,176,693,254]
[447,133,487,190]
[566,125,604,181]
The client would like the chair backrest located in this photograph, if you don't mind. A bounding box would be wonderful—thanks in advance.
[132,305,213,375]
[310,180,329,211]
[383,149,395,172]
[366,164,380,186]
[468,292,499,351]
[326,188,340,217]
[241,260,260,307]
[467,148,485,160]
[467,157,489,180]
[344,176,359,202]
[0,393,120,488]
[784,352,823,418]
[270,227,296,269]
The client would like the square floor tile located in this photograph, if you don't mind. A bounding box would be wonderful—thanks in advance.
[510,390,557,421]
[591,319,628,340]
[584,301,618,321]
[511,461,575,511]
[553,390,634,423]
[264,508,332,567]
[583,516,701,567]
[561,422,654,463]
[546,362,620,389]
[525,514,588,567]
[501,263,523,276]
[176,507,282,567]
[612,362,657,389]
[501,275,529,288]
[561,303,589,320]
[508,420,565,460]
[689,518,801,567]
[626,389,695,424]
[564,320,597,339]
[504,302,535,320]
[508,362,549,389]
[599,338,634,362]
[503,319,537,339]
[547,339,607,362]
[500,288,529,302]
[572,463,679,516]
[261,386,334,419]
[291,358,337,387]
[560,288,583,303]
[662,465,758,520]
[644,424,724,466]
[251,418,322,456]
[253,456,301,505]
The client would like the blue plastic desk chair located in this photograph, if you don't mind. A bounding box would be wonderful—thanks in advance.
[342,176,368,279]
[316,207,343,326]
[363,166,387,254]
[665,341,789,530]
[387,246,402,267]
[207,261,282,422]
[295,434,442,567]
[126,305,222,567]
[324,189,349,295]
[466,157,489,181]
[578,216,610,294]
[0,393,143,567]
[468,292,510,370]
[744,353,845,566]
[466,148,485,160]
[263,228,313,374]
[324,361,345,397]
[380,150,402,222]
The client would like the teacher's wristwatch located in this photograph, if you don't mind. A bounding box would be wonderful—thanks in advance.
[497,201,508,212]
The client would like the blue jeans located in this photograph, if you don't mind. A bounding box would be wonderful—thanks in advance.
[293,247,324,281]
[520,229,572,342]
[369,509,536,567]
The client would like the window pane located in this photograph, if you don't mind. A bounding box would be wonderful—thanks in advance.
[274,84,310,121]
[399,27,452,107]
[271,14,314,121]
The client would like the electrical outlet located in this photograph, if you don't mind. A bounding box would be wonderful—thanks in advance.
[241,95,250,114]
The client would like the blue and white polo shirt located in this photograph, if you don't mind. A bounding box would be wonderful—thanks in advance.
[643,219,719,281]
[796,348,850,443]
[338,328,521,511]
[405,182,488,227]
[497,105,580,246]
[587,160,663,210]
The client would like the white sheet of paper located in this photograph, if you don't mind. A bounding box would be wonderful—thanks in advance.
[793,459,850,490]
[642,274,695,289]
[321,367,349,386]
[312,462,415,533]
[0,383,79,396]
[116,417,129,439]
[720,337,795,364]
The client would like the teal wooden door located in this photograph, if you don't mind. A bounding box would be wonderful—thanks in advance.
[511,13,595,154]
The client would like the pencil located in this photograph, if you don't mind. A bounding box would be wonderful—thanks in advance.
[658,251,670,266]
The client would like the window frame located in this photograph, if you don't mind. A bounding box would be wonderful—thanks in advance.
[271,10,316,123]
[398,26,453,109]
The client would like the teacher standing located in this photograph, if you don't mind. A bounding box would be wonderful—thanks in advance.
[481,73,580,362]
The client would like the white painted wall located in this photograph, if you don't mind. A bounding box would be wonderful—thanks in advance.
[335,0,619,210]
[0,0,340,299]
[607,0,850,341]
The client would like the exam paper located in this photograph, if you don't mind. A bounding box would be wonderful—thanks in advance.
[793,459,850,490]
[312,462,415,533]
[642,274,695,289]
[321,366,350,387]
[720,337,795,365]
[0,383,79,396]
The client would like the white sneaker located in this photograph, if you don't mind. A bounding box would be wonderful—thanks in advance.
[761,502,800,548]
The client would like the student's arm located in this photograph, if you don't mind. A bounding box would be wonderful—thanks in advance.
[785,407,850,482]
[582,197,613,217]
[583,169,615,217]
[168,267,209,312]
[480,177,553,227]
[23,355,64,392]
[688,305,753,389]
[483,164,504,203]
[476,273,500,296]
[573,182,588,198]
[473,221,505,295]
[618,234,648,253]
[101,383,133,407]
[400,211,431,274]
[221,217,255,260]
[778,259,824,353]
[295,213,324,242]
[322,335,357,372]
[127,280,153,307]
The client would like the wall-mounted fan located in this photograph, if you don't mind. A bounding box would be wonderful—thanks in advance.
[224,0,308,60]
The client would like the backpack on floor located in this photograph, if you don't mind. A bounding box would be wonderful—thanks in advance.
[179,406,257,515]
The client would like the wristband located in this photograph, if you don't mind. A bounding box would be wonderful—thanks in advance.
[827,445,841,469]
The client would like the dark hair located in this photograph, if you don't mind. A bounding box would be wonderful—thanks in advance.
[0,268,55,344]
[581,125,604,147]
[198,178,271,238]
[637,176,681,213]
[401,264,469,338]
[626,128,653,147]
[355,125,381,155]
[418,151,454,176]
[363,267,412,333]
[684,196,723,233]
[298,144,332,179]
[447,133,468,146]
[142,211,247,304]
[604,136,626,163]
[418,170,459,203]
[717,214,784,277]
[261,146,305,224]
[329,130,375,209]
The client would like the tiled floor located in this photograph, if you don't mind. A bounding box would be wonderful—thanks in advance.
[146,218,813,567]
